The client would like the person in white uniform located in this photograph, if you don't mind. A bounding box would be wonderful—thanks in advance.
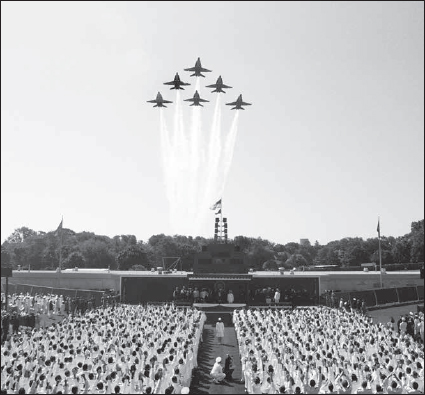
[215,317,225,344]
[210,357,226,383]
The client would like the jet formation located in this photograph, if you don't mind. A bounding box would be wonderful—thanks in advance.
[226,94,252,110]
[206,76,232,93]
[184,57,212,78]
[149,58,251,109]
[184,90,209,107]
[147,92,173,108]
[163,73,191,90]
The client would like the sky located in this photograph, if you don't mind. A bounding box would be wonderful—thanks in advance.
[1,1,424,246]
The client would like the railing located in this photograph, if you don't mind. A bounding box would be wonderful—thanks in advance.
[325,284,424,307]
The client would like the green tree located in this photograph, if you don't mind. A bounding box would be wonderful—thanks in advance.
[178,243,198,271]
[246,239,275,270]
[315,244,341,266]
[410,220,424,262]
[130,264,148,271]
[1,245,11,266]
[62,251,86,269]
[6,227,37,243]
[42,244,58,269]
[392,236,412,264]
[370,249,395,266]
[79,239,115,268]
[120,235,137,246]
[24,235,47,270]
[286,253,308,268]
[284,242,300,255]
[233,236,254,252]
[116,245,149,271]
[262,259,279,271]
[11,245,29,268]
[337,238,369,267]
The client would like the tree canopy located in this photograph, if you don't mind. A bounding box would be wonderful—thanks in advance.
[1,219,423,271]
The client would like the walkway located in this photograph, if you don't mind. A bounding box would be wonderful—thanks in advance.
[190,322,245,394]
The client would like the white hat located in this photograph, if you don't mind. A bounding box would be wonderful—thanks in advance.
[216,357,221,363]
[181,387,190,394]
[218,317,221,321]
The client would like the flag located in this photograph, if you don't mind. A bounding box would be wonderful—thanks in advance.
[215,209,221,215]
[376,219,380,238]
[210,198,222,211]
[54,218,63,236]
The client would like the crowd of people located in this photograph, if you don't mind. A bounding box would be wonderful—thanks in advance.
[1,303,205,394]
[233,306,424,394]
[171,285,316,306]
[248,287,315,306]
[1,292,121,339]
[390,312,424,344]
[321,290,368,315]
[2,293,94,316]
[1,286,423,394]
[172,286,241,304]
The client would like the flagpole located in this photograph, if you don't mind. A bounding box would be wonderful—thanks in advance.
[378,216,383,288]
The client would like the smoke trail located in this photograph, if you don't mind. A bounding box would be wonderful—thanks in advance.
[168,92,179,232]
[159,109,168,176]
[169,90,191,234]
[187,78,202,229]
[159,109,172,202]
[218,111,240,196]
[200,94,222,214]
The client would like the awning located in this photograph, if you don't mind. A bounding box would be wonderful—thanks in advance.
[188,275,252,281]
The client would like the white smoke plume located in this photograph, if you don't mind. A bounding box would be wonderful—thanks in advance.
[158,81,242,237]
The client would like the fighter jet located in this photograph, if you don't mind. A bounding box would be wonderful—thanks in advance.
[226,94,252,110]
[206,76,232,93]
[147,92,173,108]
[184,90,209,106]
[163,72,191,90]
[184,57,212,77]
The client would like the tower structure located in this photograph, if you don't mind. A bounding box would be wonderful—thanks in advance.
[214,216,228,243]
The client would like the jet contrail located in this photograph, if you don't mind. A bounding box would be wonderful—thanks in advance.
[218,111,240,197]
[159,108,170,193]
[171,90,190,233]
[159,109,172,201]
[157,73,244,237]
[169,91,180,232]
[200,94,222,215]
[187,78,202,229]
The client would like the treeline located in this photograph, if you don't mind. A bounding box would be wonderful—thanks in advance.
[1,220,423,271]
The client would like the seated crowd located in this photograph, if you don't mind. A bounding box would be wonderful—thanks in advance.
[1,292,120,337]
[1,304,205,394]
[234,306,424,394]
